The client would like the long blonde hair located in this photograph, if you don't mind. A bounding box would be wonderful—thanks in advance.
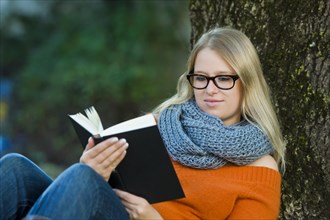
[153,27,286,170]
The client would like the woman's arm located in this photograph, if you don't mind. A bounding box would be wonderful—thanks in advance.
[228,155,281,219]
[80,138,163,220]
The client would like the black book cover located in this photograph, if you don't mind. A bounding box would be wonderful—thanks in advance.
[69,117,185,204]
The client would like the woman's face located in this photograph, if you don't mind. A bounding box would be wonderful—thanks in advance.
[193,48,244,126]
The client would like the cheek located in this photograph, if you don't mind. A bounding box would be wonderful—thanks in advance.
[193,90,204,107]
[233,83,244,108]
[194,90,207,106]
[193,89,202,99]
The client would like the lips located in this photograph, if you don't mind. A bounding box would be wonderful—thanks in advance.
[204,99,224,107]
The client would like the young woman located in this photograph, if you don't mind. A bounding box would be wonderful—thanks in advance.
[0,27,285,220]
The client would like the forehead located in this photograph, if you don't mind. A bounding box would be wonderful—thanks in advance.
[194,48,234,74]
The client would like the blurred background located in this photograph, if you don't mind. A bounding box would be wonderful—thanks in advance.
[0,0,190,177]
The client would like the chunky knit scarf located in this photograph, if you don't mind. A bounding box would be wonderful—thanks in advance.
[158,100,273,169]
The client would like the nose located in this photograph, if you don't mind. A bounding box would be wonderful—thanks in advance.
[206,79,219,94]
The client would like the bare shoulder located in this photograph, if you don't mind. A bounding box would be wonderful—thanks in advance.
[248,155,279,171]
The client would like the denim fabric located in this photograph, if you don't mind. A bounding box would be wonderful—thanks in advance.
[0,153,53,220]
[0,153,129,220]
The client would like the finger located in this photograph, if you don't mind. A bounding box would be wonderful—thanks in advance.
[103,143,128,169]
[85,137,119,159]
[120,200,137,211]
[108,148,127,170]
[97,139,128,166]
[80,137,119,165]
[86,139,127,173]
[84,137,95,152]
[115,194,137,214]
[124,208,134,220]
[114,189,144,205]
[100,148,127,172]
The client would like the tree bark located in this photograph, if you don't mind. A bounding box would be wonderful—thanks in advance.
[189,0,330,219]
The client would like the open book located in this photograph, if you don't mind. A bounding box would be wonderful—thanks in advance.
[68,107,185,204]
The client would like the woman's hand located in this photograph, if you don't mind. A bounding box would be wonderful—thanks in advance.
[114,189,163,220]
[80,137,129,181]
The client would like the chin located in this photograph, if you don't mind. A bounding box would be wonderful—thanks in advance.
[204,110,222,119]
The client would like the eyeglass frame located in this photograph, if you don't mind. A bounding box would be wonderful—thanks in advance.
[186,71,240,90]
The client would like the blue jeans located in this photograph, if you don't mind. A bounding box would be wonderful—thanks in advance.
[0,153,129,220]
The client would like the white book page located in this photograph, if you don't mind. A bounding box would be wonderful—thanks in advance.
[68,106,103,135]
[101,113,156,136]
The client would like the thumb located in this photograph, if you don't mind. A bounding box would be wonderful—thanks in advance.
[84,137,95,152]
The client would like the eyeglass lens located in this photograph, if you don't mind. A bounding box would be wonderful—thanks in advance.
[189,75,236,89]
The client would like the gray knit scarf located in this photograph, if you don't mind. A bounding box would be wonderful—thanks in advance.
[158,99,273,169]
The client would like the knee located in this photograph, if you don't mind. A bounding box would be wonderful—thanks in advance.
[1,152,27,161]
[61,163,102,183]
[55,163,104,193]
[0,153,31,169]
[0,153,46,188]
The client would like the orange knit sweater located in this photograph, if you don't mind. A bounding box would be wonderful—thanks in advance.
[152,161,281,219]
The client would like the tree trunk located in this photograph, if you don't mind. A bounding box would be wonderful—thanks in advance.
[189,0,330,219]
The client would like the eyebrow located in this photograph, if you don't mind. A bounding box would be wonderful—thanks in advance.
[193,70,235,75]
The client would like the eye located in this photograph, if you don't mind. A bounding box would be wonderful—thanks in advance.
[194,75,207,81]
[216,76,232,82]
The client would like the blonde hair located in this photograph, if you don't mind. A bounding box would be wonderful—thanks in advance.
[153,27,286,170]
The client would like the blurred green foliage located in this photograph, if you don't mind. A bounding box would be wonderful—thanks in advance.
[2,0,190,167]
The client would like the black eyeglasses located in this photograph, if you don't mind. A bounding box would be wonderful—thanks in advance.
[186,72,240,90]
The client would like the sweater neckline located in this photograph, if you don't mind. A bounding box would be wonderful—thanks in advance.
[172,160,281,189]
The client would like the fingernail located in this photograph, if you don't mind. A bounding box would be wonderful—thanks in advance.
[119,138,127,144]
[110,137,119,142]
